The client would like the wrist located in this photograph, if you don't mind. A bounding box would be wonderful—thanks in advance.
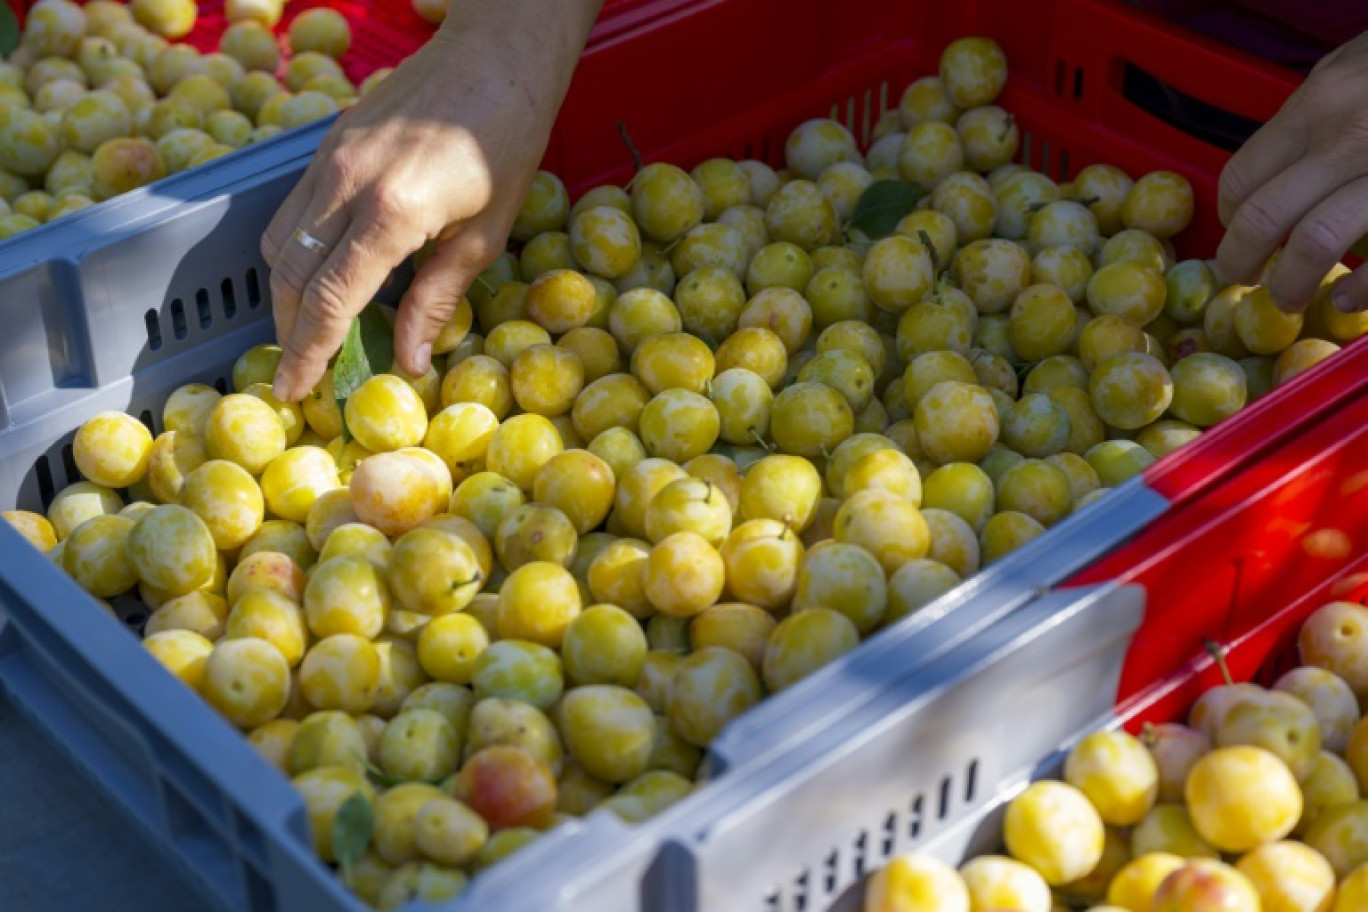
[438,0,602,80]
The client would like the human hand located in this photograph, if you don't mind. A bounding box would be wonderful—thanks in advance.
[1215,32,1368,314]
[262,0,601,401]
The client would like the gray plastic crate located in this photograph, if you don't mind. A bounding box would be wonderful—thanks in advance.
[0,117,640,912]
[513,583,1146,912]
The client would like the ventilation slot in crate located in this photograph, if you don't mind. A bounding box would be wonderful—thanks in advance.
[59,442,78,487]
[170,299,188,341]
[146,309,163,351]
[1019,130,1072,182]
[758,758,988,911]
[824,847,842,895]
[1053,60,1086,102]
[196,289,213,331]
[246,268,263,310]
[34,451,55,507]
[908,792,924,840]
[221,278,237,320]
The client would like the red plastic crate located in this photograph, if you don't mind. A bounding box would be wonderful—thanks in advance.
[549,0,1299,254]
[1070,382,1368,732]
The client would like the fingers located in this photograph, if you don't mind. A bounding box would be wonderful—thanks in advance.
[273,215,419,401]
[393,231,494,375]
[1263,175,1368,313]
[262,171,318,344]
[261,167,315,267]
[1331,263,1368,314]
[267,208,349,351]
[1217,112,1306,227]
[1215,155,1349,287]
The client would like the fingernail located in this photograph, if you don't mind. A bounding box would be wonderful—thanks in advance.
[415,343,432,374]
[1334,289,1356,313]
[273,374,293,403]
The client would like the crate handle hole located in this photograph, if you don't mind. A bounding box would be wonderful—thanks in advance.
[965,758,979,802]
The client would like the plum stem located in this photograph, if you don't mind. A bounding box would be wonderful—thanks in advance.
[616,121,643,173]
[917,228,941,276]
[1204,639,1234,687]
[450,572,483,593]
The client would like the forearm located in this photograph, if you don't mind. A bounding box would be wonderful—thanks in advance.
[436,0,604,123]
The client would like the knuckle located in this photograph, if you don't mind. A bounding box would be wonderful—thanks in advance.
[1342,108,1368,146]
[1289,214,1345,262]
[1232,197,1281,244]
[270,261,309,304]
[302,277,353,326]
[367,180,417,226]
[1218,166,1247,206]
[458,231,501,269]
[260,229,284,265]
[413,307,455,337]
[1300,71,1345,117]
[1265,265,1308,310]
[323,147,363,191]
[279,330,314,365]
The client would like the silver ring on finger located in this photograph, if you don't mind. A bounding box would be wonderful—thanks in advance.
[292,227,332,257]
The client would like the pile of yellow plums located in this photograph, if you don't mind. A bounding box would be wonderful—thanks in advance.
[4,33,1361,910]
[0,0,387,240]
[868,598,1368,912]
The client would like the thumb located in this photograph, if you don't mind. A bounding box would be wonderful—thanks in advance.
[394,231,495,375]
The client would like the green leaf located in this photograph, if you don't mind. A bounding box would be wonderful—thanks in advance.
[847,180,925,240]
[0,4,18,58]
[332,305,395,439]
[332,792,374,888]
[350,750,443,790]
[1352,236,1368,261]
